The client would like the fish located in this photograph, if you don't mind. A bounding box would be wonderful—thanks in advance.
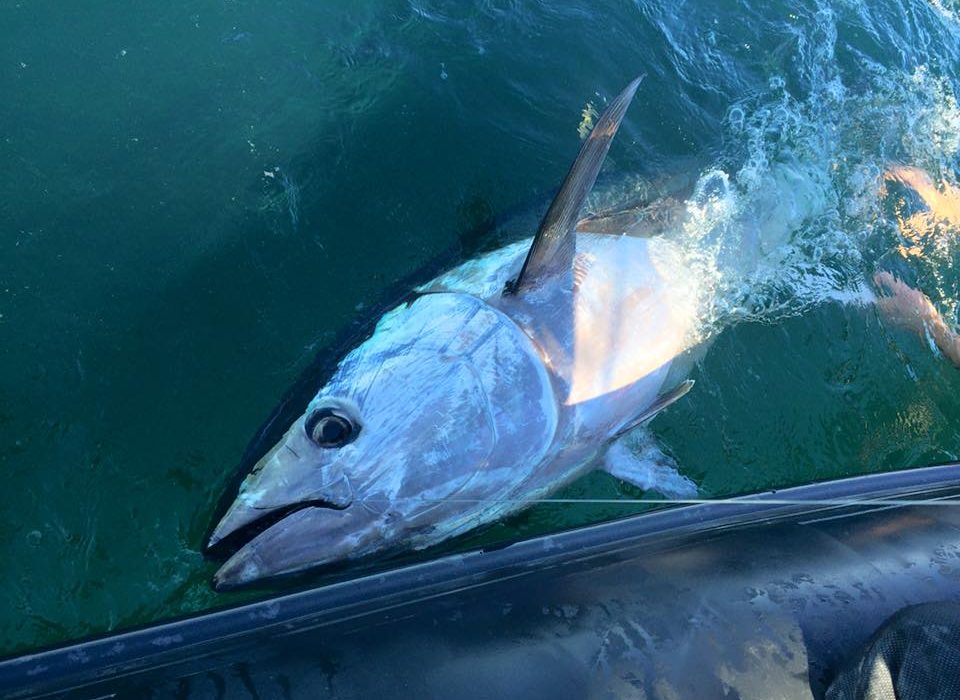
[208,76,705,589]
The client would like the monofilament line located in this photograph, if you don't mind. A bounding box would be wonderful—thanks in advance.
[360,496,960,508]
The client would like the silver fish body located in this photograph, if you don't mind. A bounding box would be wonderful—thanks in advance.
[208,77,701,588]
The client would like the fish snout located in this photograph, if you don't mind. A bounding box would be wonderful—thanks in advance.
[212,505,382,590]
[206,471,354,554]
[205,428,355,555]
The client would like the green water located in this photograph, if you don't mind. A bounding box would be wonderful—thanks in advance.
[2,0,960,654]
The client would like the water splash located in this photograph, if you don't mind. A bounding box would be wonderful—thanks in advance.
[926,0,960,25]
[638,2,960,347]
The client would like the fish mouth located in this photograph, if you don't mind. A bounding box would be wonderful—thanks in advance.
[205,498,348,562]
[210,504,382,591]
[209,504,321,591]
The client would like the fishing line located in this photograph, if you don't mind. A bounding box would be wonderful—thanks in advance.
[360,495,960,508]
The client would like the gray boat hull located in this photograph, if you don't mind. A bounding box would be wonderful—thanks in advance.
[5,465,960,698]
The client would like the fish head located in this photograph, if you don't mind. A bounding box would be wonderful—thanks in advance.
[209,292,558,589]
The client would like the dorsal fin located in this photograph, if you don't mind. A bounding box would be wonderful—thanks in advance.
[506,75,644,295]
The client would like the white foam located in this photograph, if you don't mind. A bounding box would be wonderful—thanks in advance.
[638,2,960,350]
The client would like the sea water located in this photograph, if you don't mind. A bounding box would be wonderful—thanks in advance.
[1,0,959,653]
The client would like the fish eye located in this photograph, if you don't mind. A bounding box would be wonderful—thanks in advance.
[305,408,358,448]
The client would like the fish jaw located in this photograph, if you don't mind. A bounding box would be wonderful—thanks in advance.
[213,506,382,590]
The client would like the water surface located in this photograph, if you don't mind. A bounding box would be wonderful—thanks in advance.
[2,0,960,653]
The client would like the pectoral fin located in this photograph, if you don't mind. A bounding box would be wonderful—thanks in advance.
[603,429,697,498]
[611,380,694,439]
